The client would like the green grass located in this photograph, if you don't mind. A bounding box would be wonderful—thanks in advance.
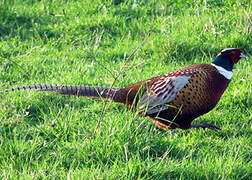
[0,0,251,179]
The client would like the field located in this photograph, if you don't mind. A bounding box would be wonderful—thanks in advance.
[0,0,251,179]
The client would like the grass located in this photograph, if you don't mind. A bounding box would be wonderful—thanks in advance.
[0,0,251,179]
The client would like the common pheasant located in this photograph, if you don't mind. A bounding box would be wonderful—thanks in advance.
[1,48,246,130]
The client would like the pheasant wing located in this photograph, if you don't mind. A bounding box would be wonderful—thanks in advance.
[140,75,191,115]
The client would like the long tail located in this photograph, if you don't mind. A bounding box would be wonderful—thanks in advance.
[0,84,126,103]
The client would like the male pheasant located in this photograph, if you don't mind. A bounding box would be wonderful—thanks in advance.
[1,48,246,130]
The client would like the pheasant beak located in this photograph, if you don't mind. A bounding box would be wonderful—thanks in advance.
[239,53,247,59]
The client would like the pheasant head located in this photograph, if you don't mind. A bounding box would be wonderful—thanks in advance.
[212,48,246,70]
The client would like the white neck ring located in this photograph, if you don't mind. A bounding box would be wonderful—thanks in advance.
[211,63,233,80]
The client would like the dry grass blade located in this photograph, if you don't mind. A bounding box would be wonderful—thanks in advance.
[93,30,153,135]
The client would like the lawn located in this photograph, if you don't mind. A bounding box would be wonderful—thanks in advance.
[0,0,251,179]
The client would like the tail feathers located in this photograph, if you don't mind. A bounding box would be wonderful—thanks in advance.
[1,84,123,102]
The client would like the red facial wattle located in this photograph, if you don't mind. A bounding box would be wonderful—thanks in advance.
[229,50,241,64]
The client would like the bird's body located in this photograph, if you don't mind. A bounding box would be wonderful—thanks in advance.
[140,63,231,129]
[1,48,246,130]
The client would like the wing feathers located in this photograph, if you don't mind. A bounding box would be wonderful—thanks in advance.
[140,75,191,114]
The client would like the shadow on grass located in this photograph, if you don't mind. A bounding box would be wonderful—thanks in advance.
[0,6,61,42]
[165,38,251,63]
[1,4,250,60]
